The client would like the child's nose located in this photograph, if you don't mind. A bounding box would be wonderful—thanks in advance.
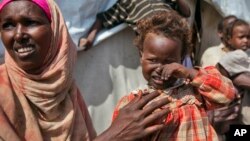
[155,66,162,74]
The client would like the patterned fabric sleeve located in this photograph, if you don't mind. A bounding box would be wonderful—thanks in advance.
[97,0,129,28]
[191,66,236,110]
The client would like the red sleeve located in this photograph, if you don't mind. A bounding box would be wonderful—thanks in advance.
[191,66,236,110]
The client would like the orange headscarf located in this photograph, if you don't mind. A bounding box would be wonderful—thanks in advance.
[0,0,96,140]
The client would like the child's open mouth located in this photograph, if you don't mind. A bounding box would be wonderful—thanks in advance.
[152,76,164,85]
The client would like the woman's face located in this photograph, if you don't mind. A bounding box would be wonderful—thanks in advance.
[0,0,52,74]
[140,33,182,89]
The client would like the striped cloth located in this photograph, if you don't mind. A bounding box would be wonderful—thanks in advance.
[97,0,176,31]
[112,66,235,141]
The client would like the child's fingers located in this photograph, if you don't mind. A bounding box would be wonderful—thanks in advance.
[161,67,171,80]
[160,63,189,80]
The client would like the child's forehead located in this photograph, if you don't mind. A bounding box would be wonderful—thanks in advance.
[233,24,249,32]
[143,33,182,51]
[235,24,249,28]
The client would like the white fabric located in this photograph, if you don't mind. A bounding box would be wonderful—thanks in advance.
[219,49,250,77]
[200,43,227,67]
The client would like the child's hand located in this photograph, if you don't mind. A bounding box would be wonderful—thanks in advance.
[160,63,189,80]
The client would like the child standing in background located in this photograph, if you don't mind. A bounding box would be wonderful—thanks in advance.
[200,15,237,67]
[78,0,190,50]
[112,11,235,141]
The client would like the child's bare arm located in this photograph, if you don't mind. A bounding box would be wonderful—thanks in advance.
[232,72,250,90]
[78,18,102,50]
[175,0,191,17]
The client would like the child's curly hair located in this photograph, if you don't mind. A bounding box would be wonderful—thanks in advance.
[134,11,192,60]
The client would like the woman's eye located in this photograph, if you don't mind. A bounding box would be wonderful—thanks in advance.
[24,20,39,26]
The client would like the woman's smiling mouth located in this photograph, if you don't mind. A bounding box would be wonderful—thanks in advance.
[15,46,36,59]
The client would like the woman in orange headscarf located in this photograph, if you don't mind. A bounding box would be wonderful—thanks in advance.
[0,0,96,140]
[0,0,170,140]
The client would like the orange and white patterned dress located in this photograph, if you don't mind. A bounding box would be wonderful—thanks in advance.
[112,66,236,141]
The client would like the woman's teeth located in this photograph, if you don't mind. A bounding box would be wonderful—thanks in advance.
[17,47,33,53]
[15,46,35,58]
